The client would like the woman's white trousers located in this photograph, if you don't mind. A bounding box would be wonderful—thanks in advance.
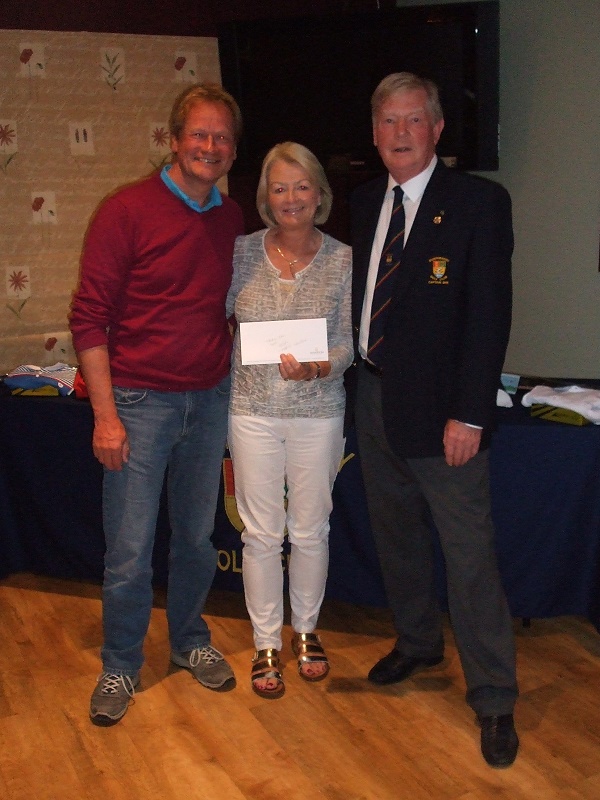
[228,414,344,651]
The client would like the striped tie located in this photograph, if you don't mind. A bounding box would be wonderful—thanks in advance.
[367,186,405,366]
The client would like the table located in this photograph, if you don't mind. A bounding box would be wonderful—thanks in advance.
[1,392,599,630]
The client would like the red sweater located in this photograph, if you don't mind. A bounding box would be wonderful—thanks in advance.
[70,174,244,391]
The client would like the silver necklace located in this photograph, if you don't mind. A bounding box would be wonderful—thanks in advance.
[275,244,300,268]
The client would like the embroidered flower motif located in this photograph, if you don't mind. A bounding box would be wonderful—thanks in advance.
[8,270,29,294]
[0,122,17,172]
[151,126,169,148]
[174,53,196,82]
[0,123,16,148]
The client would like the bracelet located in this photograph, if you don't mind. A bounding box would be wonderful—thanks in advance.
[304,362,321,381]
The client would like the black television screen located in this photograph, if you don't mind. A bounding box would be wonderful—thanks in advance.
[219,2,499,176]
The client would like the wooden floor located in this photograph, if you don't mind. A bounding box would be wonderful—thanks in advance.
[1,574,599,800]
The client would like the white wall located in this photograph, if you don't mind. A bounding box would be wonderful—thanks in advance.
[397,0,600,378]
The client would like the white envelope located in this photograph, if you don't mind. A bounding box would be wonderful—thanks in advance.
[240,318,328,365]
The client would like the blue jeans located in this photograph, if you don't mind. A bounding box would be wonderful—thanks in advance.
[100,376,230,676]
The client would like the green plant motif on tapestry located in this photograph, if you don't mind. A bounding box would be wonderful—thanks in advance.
[102,51,123,91]
[1,153,16,173]
[6,299,28,319]
[149,154,171,172]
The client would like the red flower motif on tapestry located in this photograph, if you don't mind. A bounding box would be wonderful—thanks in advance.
[8,270,29,293]
[45,337,58,351]
[174,57,186,71]
[20,48,33,64]
[32,197,45,212]
[0,124,16,148]
[151,127,169,147]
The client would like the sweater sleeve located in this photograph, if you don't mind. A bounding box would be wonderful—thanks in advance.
[226,234,248,319]
[70,196,133,353]
[324,245,353,380]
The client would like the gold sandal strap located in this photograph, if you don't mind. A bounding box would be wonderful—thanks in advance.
[251,648,282,681]
[292,633,328,664]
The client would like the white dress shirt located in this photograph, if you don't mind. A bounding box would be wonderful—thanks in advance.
[358,156,437,359]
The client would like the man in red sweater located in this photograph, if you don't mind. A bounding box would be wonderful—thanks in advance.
[70,83,244,726]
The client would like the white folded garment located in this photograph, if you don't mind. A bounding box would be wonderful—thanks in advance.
[497,388,513,408]
[521,384,600,424]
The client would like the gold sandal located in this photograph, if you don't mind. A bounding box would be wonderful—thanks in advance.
[291,632,330,682]
[251,648,285,699]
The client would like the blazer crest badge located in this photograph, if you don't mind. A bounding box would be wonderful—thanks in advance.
[428,256,449,285]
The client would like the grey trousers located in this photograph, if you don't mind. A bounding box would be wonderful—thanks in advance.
[355,365,518,716]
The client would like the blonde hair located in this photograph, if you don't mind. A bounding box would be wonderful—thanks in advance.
[169,82,243,143]
[256,142,333,228]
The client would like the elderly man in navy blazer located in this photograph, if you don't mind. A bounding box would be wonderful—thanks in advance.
[350,72,518,768]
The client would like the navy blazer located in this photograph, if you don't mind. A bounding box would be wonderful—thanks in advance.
[349,161,513,458]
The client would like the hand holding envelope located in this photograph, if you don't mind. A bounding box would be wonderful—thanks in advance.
[240,318,328,365]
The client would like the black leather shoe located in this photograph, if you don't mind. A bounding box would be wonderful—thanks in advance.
[479,714,519,768]
[367,649,443,685]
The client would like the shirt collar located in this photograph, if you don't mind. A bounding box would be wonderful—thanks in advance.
[160,164,223,213]
[387,155,438,203]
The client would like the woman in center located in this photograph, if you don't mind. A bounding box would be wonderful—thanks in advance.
[227,142,353,698]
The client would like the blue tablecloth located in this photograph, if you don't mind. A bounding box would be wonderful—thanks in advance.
[1,393,598,630]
